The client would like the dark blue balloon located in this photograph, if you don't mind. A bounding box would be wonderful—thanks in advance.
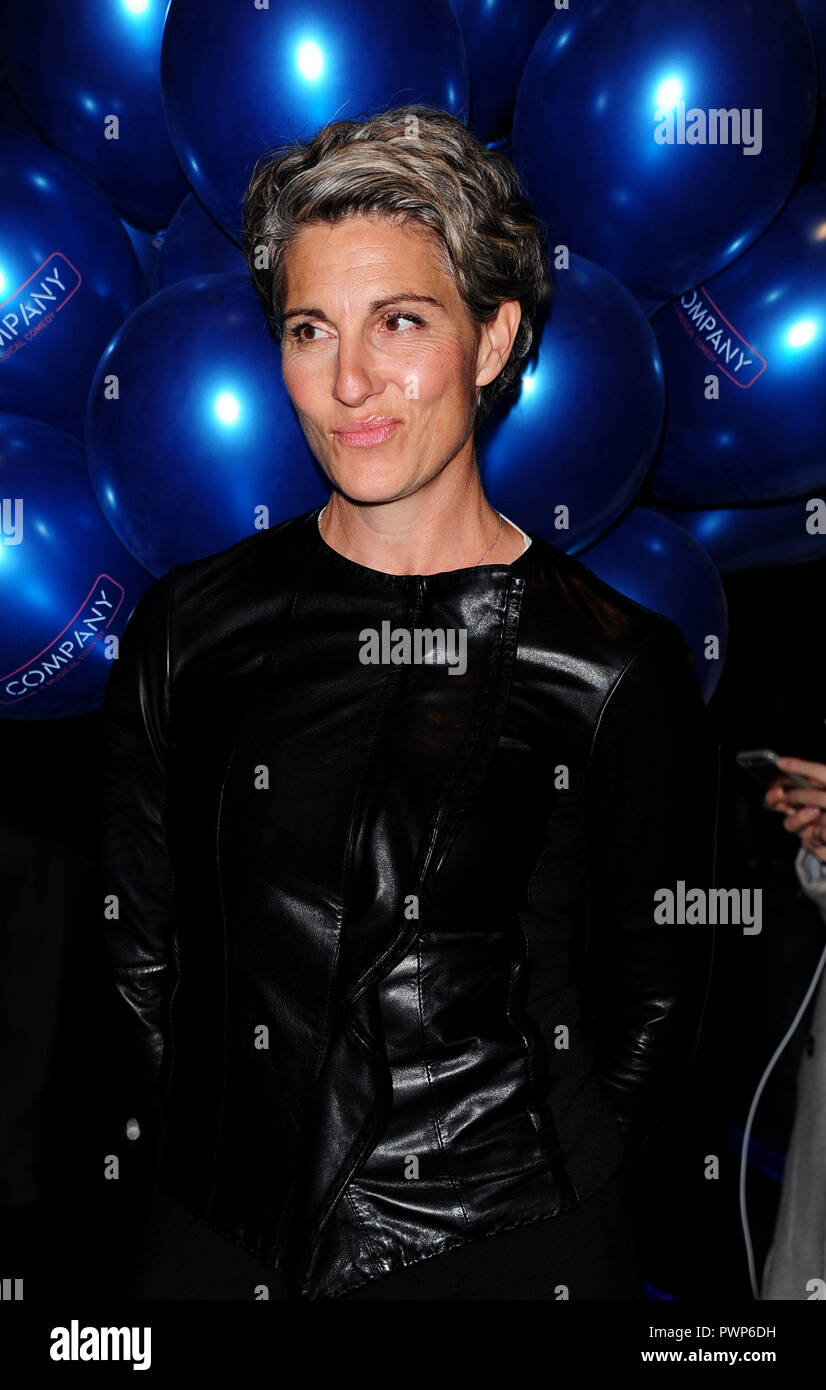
[512,0,817,313]
[798,0,826,91]
[161,0,470,242]
[121,220,163,294]
[650,185,826,506]
[577,507,728,701]
[451,0,553,143]
[652,497,826,574]
[803,102,826,183]
[0,70,38,136]
[0,129,146,438]
[486,136,512,160]
[151,194,247,294]
[478,255,664,554]
[0,413,152,720]
[0,0,190,232]
[85,273,329,576]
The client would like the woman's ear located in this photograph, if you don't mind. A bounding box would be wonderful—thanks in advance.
[475,300,522,389]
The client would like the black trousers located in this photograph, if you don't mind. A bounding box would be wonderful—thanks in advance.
[130,1175,641,1301]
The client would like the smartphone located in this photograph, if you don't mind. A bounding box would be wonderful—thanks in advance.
[736,748,813,791]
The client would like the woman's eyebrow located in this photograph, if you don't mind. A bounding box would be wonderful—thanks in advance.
[282,292,445,323]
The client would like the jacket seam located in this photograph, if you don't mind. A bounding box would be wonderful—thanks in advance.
[583,639,646,781]
[518,634,657,1190]
[416,576,524,897]
[406,576,525,1228]
[416,933,470,1223]
[342,1189,385,1267]
[328,1200,590,1299]
[317,660,415,1082]
[297,577,426,1268]
[580,624,704,1150]
[159,567,178,1104]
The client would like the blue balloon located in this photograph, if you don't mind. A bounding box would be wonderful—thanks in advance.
[151,194,247,294]
[512,0,817,313]
[121,220,162,294]
[478,254,664,554]
[577,507,728,701]
[161,0,470,242]
[486,136,512,160]
[0,413,152,720]
[796,0,826,184]
[650,185,826,506]
[803,103,826,183]
[652,496,826,574]
[0,0,190,232]
[798,0,826,91]
[451,0,553,143]
[0,129,146,438]
[85,273,329,576]
[0,71,38,136]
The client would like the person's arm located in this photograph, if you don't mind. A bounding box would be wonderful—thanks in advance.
[100,570,177,1106]
[794,846,826,925]
[762,756,826,925]
[582,619,720,1161]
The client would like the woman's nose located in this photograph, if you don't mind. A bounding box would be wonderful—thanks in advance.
[332,335,381,404]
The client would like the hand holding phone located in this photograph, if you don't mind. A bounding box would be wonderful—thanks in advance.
[736,748,814,791]
[737,751,826,854]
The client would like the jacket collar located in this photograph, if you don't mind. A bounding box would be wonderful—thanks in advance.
[297,504,537,593]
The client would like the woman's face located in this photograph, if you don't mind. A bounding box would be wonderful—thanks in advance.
[279,214,516,505]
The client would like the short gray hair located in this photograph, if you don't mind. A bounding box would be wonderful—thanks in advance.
[241,104,550,428]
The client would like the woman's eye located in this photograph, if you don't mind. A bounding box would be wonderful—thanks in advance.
[383,312,423,333]
[288,321,324,342]
[287,312,424,344]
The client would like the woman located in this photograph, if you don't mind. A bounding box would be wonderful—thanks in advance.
[761,755,826,1300]
[102,105,719,1301]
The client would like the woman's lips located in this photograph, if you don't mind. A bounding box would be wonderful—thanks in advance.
[333,418,400,448]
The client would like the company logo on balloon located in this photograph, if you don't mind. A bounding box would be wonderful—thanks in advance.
[0,576,125,705]
[0,254,82,363]
[671,288,766,388]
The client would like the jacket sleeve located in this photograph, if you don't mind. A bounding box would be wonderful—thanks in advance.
[100,568,177,1097]
[582,618,720,1160]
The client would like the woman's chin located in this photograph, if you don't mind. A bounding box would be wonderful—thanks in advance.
[324,471,418,508]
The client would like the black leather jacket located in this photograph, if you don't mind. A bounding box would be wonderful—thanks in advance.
[101,504,719,1300]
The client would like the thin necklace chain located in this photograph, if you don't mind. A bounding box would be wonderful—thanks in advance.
[475,511,503,565]
[318,506,504,566]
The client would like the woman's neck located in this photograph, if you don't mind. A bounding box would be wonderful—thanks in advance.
[317,492,528,575]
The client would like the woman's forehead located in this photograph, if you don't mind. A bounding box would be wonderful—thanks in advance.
[283,218,452,297]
